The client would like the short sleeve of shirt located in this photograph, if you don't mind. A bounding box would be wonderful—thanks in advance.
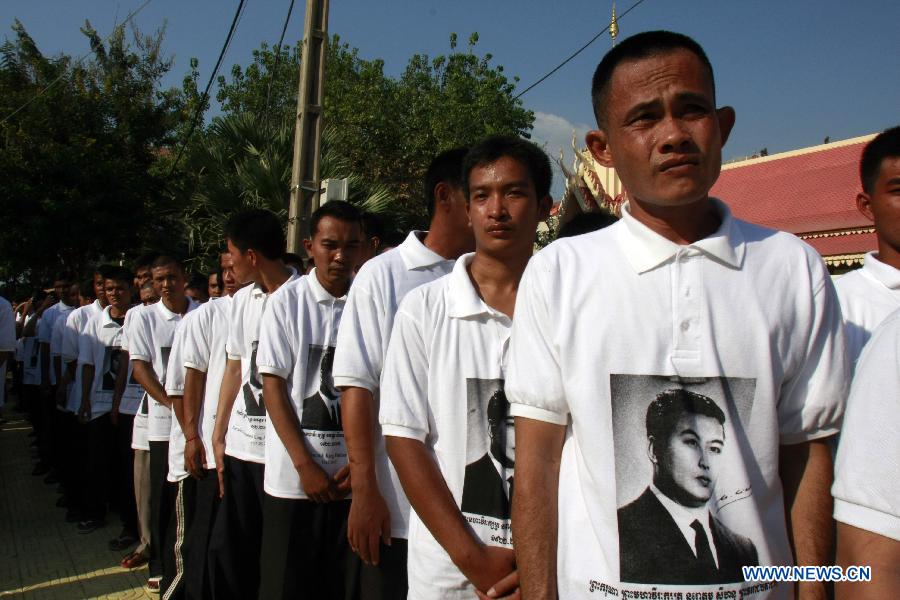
[832,311,900,541]
[182,309,211,373]
[378,294,430,443]
[777,267,848,444]
[61,310,82,362]
[77,317,97,366]
[127,309,153,363]
[506,253,569,426]
[0,299,15,352]
[333,284,382,392]
[255,291,293,380]
[37,310,54,344]
[165,324,187,396]
[225,293,244,361]
[50,315,66,355]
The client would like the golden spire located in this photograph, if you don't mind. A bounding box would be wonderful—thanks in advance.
[610,2,619,45]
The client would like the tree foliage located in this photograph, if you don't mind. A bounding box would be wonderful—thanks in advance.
[0,20,188,289]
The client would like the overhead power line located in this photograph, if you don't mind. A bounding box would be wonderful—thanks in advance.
[514,0,650,100]
[0,0,155,127]
[167,0,249,176]
[264,0,297,129]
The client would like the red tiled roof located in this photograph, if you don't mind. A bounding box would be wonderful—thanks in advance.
[712,138,872,236]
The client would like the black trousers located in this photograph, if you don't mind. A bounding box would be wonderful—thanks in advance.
[207,456,264,600]
[149,440,176,579]
[355,539,409,600]
[184,470,219,600]
[83,413,114,520]
[115,414,138,536]
[162,477,195,600]
[258,495,359,600]
[62,414,86,510]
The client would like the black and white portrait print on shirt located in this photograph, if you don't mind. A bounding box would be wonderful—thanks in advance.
[299,344,346,474]
[612,375,759,586]
[460,378,514,549]
[243,340,265,417]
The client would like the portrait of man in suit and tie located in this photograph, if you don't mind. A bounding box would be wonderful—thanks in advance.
[300,344,342,432]
[617,388,758,585]
[461,385,515,520]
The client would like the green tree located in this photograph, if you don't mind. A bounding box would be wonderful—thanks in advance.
[0,20,187,288]
[215,33,534,225]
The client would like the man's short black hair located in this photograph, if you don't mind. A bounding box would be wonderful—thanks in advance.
[282,253,305,272]
[309,200,362,237]
[104,266,134,283]
[360,211,384,240]
[424,147,468,217]
[463,135,553,200]
[860,125,900,195]
[224,209,286,261]
[186,273,207,291]
[151,255,184,273]
[486,389,513,468]
[79,279,96,300]
[557,211,619,239]
[591,30,715,128]
[54,271,75,284]
[133,253,160,272]
[646,389,725,446]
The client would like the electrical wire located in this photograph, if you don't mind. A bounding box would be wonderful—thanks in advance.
[514,0,650,100]
[167,0,249,177]
[263,0,297,130]
[0,0,155,127]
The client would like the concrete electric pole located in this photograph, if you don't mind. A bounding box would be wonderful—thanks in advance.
[286,0,329,253]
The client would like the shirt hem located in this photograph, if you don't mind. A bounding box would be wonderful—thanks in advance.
[834,499,900,541]
[333,375,377,393]
[508,402,568,426]
[257,365,290,379]
[381,424,428,443]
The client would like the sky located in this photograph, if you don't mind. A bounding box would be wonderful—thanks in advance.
[4,0,899,197]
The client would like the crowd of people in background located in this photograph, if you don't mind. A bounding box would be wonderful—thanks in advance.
[0,30,898,600]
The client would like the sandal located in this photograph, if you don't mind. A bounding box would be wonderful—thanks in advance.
[121,552,149,569]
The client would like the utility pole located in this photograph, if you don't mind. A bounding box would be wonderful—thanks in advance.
[287,0,329,253]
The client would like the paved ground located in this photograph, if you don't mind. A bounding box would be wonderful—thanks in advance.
[0,407,152,599]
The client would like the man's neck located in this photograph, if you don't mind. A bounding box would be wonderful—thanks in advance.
[875,242,900,271]
[163,295,189,315]
[629,196,721,244]
[256,261,293,295]
[467,250,530,318]
[424,217,471,260]
[109,305,127,318]
[315,268,350,298]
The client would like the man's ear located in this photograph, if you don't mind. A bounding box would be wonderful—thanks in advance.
[537,194,553,221]
[586,129,614,168]
[433,181,454,214]
[647,437,658,466]
[856,192,875,222]
[302,239,313,256]
[717,106,736,147]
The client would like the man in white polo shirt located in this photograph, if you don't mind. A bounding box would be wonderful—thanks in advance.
[207,209,297,600]
[835,126,900,364]
[508,31,848,600]
[333,147,474,598]
[380,135,552,599]
[832,309,900,600]
[256,200,362,599]
[129,255,197,594]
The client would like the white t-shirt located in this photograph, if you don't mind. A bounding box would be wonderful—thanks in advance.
[833,309,900,541]
[166,296,232,478]
[256,270,348,500]
[224,270,299,463]
[835,251,900,364]
[334,230,454,539]
[506,200,848,600]
[62,301,103,414]
[123,306,150,450]
[128,298,198,442]
[165,321,190,482]
[380,253,515,599]
[78,306,142,419]
[0,296,14,407]
[39,302,73,385]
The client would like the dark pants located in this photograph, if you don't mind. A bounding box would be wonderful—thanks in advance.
[83,413,114,520]
[207,456,264,600]
[355,539,409,600]
[258,495,358,600]
[115,414,138,536]
[185,470,219,600]
[162,477,195,600]
[62,414,86,509]
[149,440,176,579]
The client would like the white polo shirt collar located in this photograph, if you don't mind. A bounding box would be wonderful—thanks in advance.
[399,230,449,271]
[446,253,509,322]
[307,268,346,303]
[861,252,900,290]
[100,305,126,328]
[618,198,745,274]
[154,297,197,321]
